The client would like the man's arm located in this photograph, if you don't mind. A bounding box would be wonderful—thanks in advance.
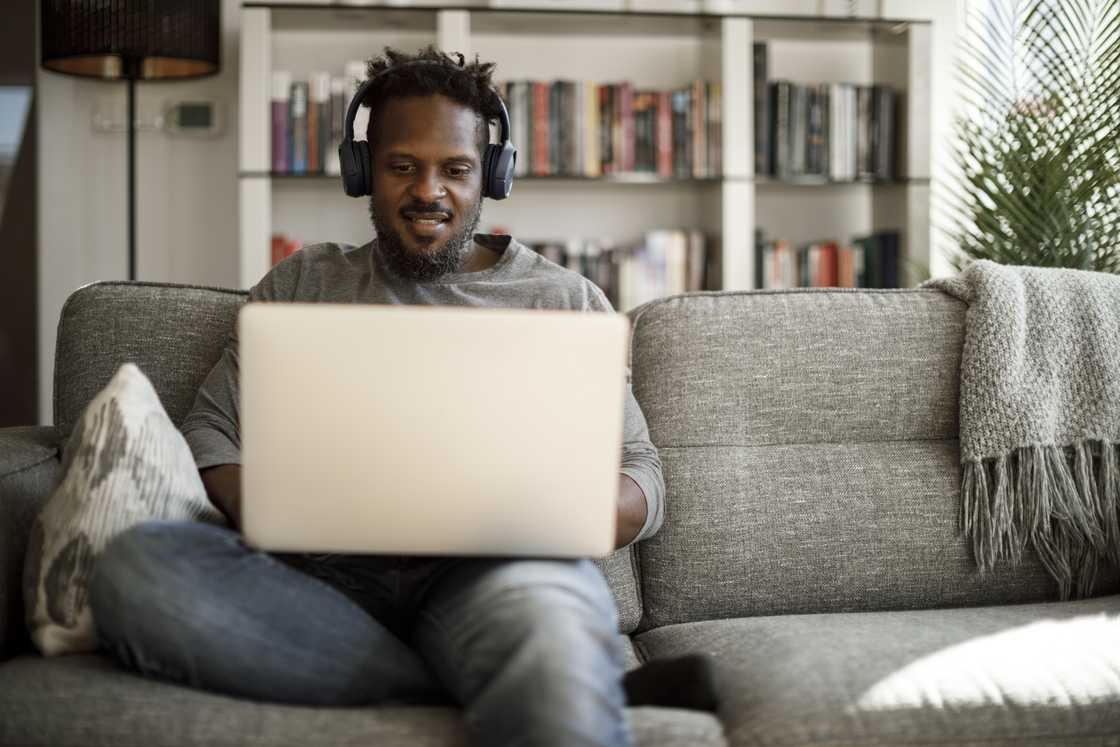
[201,464,242,530]
[615,473,648,549]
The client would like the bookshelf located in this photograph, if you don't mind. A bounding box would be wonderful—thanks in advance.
[239,2,935,298]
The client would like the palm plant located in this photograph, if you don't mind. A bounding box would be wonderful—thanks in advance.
[951,0,1120,272]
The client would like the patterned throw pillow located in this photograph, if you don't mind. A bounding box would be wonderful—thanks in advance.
[22,363,226,656]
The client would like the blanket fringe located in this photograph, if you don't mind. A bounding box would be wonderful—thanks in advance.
[962,439,1120,600]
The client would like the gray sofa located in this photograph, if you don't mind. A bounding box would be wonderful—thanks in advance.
[1,280,1118,747]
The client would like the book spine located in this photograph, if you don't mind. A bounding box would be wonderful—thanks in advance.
[691,79,705,178]
[270,71,291,174]
[289,80,309,175]
[656,90,672,178]
[566,81,580,175]
[856,85,873,179]
[790,84,806,176]
[585,81,601,177]
[672,88,689,179]
[772,81,790,179]
[620,82,634,173]
[752,43,770,176]
[599,84,613,174]
[533,81,550,176]
[710,81,721,177]
[873,85,895,180]
[325,76,345,176]
[517,81,531,178]
[308,72,330,173]
[549,82,561,175]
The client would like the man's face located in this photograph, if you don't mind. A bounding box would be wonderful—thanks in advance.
[367,94,485,282]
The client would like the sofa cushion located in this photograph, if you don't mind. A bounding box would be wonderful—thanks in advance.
[25,364,227,656]
[634,594,1120,747]
[0,648,726,747]
[0,426,60,658]
[627,289,1119,629]
[54,282,246,441]
[49,281,645,633]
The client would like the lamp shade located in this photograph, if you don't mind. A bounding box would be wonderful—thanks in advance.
[41,0,221,80]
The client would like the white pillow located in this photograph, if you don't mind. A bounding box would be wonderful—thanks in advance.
[22,363,226,656]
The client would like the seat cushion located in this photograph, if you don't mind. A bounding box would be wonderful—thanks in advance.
[0,644,725,747]
[634,595,1120,747]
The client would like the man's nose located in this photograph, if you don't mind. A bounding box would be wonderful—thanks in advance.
[408,167,446,203]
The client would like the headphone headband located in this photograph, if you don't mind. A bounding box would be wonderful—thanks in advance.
[337,59,516,200]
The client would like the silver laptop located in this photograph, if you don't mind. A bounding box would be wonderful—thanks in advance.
[238,302,629,558]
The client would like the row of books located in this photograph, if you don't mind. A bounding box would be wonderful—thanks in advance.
[754,229,901,289]
[271,62,365,175]
[752,43,898,181]
[497,80,722,179]
[529,229,720,310]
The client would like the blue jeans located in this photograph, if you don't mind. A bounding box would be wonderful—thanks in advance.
[88,520,630,747]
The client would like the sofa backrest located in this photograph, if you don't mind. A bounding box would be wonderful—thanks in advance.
[52,281,644,634]
[627,289,1118,632]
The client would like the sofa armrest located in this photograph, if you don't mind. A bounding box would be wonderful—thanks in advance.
[0,426,60,659]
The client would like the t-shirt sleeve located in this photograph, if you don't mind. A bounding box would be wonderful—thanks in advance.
[179,257,301,470]
[583,281,666,545]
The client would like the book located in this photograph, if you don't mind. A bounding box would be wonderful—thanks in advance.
[532,81,550,176]
[270,71,291,173]
[289,80,309,174]
[270,233,302,266]
[872,85,896,180]
[307,72,331,173]
[752,43,770,176]
[325,76,345,176]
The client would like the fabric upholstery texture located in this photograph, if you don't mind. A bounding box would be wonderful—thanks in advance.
[0,650,726,747]
[0,426,59,657]
[46,281,645,633]
[24,364,227,655]
[53,281,245,441]
[635,594,1120,747]
[628,289,1120,629]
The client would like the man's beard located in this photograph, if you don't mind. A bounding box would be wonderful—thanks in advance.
[369,196,483,282]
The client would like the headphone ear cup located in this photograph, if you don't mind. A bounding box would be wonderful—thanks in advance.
[486,142,516,200]
[481,143,498,199]
[339,139,367,197]
[354,140,372,197]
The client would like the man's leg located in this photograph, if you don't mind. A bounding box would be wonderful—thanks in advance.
[410,558,630,747]
[88,519,443,705]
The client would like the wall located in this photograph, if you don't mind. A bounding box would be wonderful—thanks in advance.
[36,0,242,424]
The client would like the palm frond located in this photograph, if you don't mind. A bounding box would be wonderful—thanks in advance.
[951,0,1120,272]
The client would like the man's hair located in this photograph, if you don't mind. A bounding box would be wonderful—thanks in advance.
[362,45,502,156]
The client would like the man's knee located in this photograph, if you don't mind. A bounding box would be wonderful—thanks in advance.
[89,520,232,636]
[456,559,621,658]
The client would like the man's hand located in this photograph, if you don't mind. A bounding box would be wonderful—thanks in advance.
[200,464,242,530]
[615,474,647,549]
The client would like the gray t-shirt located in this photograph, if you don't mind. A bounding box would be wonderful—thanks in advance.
[180,233,665,545]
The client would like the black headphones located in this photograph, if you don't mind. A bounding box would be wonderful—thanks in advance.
[338,60,517,200]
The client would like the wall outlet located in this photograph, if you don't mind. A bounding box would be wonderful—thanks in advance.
[91,93,164,133]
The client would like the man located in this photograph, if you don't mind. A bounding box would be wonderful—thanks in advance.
[89,47,706,747]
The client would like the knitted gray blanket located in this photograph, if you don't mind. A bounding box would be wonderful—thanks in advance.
[922,260,1120,599]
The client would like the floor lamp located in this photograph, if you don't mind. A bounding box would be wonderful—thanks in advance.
[40,0,221,281]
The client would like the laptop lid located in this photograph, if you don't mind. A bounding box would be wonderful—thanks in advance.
[239,302,629,558]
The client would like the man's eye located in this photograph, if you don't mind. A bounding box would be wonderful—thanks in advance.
[391,164,413,174]
[447,166,470,178]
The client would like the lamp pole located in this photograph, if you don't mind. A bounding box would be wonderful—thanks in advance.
[125,58,138,281]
